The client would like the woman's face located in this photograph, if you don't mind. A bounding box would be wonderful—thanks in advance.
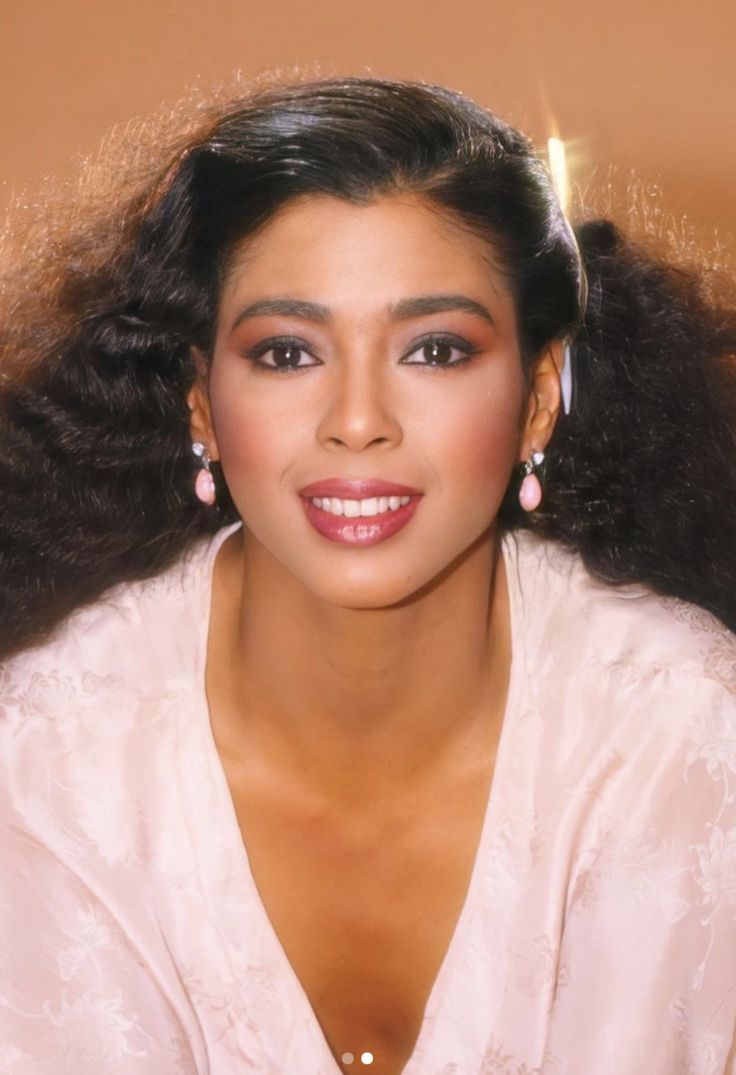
[190,192,559,608]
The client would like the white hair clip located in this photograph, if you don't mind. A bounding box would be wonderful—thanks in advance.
[561,340,573,416]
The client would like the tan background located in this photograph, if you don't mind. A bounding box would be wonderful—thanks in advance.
[1,0,734,256]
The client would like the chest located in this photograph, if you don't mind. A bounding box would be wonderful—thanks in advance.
[222,762,497,1075]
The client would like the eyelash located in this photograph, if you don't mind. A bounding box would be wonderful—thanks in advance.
[243,333,480,374]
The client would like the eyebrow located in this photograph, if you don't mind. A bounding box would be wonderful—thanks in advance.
[229,294,495,332]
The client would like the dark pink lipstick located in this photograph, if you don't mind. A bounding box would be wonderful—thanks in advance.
[299,478,421,499]
[298,478,423,546]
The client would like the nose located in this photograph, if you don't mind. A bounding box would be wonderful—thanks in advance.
[316,349,403,452]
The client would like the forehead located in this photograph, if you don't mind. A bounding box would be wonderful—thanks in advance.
[219,192,512,309]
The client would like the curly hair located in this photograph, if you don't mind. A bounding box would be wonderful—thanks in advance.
[1,74,735,662]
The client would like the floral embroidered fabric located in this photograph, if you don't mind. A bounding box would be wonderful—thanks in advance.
[1,521,735,1074]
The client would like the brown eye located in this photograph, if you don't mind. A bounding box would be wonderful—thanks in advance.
[270,344,303,368]
[423,340,454,364]
[401,334,478,369]
[245,336,321,373]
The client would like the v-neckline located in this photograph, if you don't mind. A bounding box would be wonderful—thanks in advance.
[190,521,524,1075]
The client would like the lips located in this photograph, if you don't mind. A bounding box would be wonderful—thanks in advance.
[298,478,423,546]
[299,478,422,498]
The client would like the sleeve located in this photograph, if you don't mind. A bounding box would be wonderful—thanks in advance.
[0,815,201,1074]
[543,676,736,1075]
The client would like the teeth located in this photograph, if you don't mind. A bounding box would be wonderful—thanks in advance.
[310,495,412,517]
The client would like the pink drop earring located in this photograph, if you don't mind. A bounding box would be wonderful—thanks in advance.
[192,441,216,506]
[519,449,545,512]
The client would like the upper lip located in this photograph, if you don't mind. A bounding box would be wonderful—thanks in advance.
[299,478,422,499]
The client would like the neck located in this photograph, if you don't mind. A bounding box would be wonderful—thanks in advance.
[205,525,512,805]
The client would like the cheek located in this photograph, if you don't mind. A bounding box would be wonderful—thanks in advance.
[458,408,517,477]
[208,391,293,493]
[427,381,523,497]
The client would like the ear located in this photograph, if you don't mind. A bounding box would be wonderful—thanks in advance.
[186,347,221,462]
[518,339,564,461]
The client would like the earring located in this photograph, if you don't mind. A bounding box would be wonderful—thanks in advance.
[519,449,545,512]
[192,441,216,506]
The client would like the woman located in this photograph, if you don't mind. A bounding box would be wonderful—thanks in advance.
[1,76,735,1075]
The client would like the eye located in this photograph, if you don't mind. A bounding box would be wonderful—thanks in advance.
[400,334,479,369]
[244,336,321,373]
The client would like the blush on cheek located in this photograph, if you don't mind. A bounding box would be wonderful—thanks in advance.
[444,393,521,493]
[210,398,281,474]
[455,431,517,496]
[209,399,307,531]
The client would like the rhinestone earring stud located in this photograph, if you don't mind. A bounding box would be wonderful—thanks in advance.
[192,441,216,506]
[519,449,545,512]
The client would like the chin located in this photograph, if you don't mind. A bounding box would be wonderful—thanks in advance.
[302,564,447,610]
[315,589,425,612]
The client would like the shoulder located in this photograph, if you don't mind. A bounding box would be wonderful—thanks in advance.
[503,526,736,697]
[503,536,736,957]
[0,522,240,877]
[502,527,736,817]
[0,523,240,726]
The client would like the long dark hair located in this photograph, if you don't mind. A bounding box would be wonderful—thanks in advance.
[2,75,735,660]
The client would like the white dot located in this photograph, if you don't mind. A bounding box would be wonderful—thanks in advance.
[360,1053,374,1065]
[341,1053,354,1065]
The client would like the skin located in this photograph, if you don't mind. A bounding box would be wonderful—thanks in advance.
[187,192,564,1072]
[188,190,563,809]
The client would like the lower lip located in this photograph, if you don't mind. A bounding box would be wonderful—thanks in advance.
[300,496,422,546]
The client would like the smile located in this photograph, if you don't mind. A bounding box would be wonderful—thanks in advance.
[300,494,422,545]
[309,495,412,517]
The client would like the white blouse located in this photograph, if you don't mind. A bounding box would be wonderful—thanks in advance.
[1,521,735,1074]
